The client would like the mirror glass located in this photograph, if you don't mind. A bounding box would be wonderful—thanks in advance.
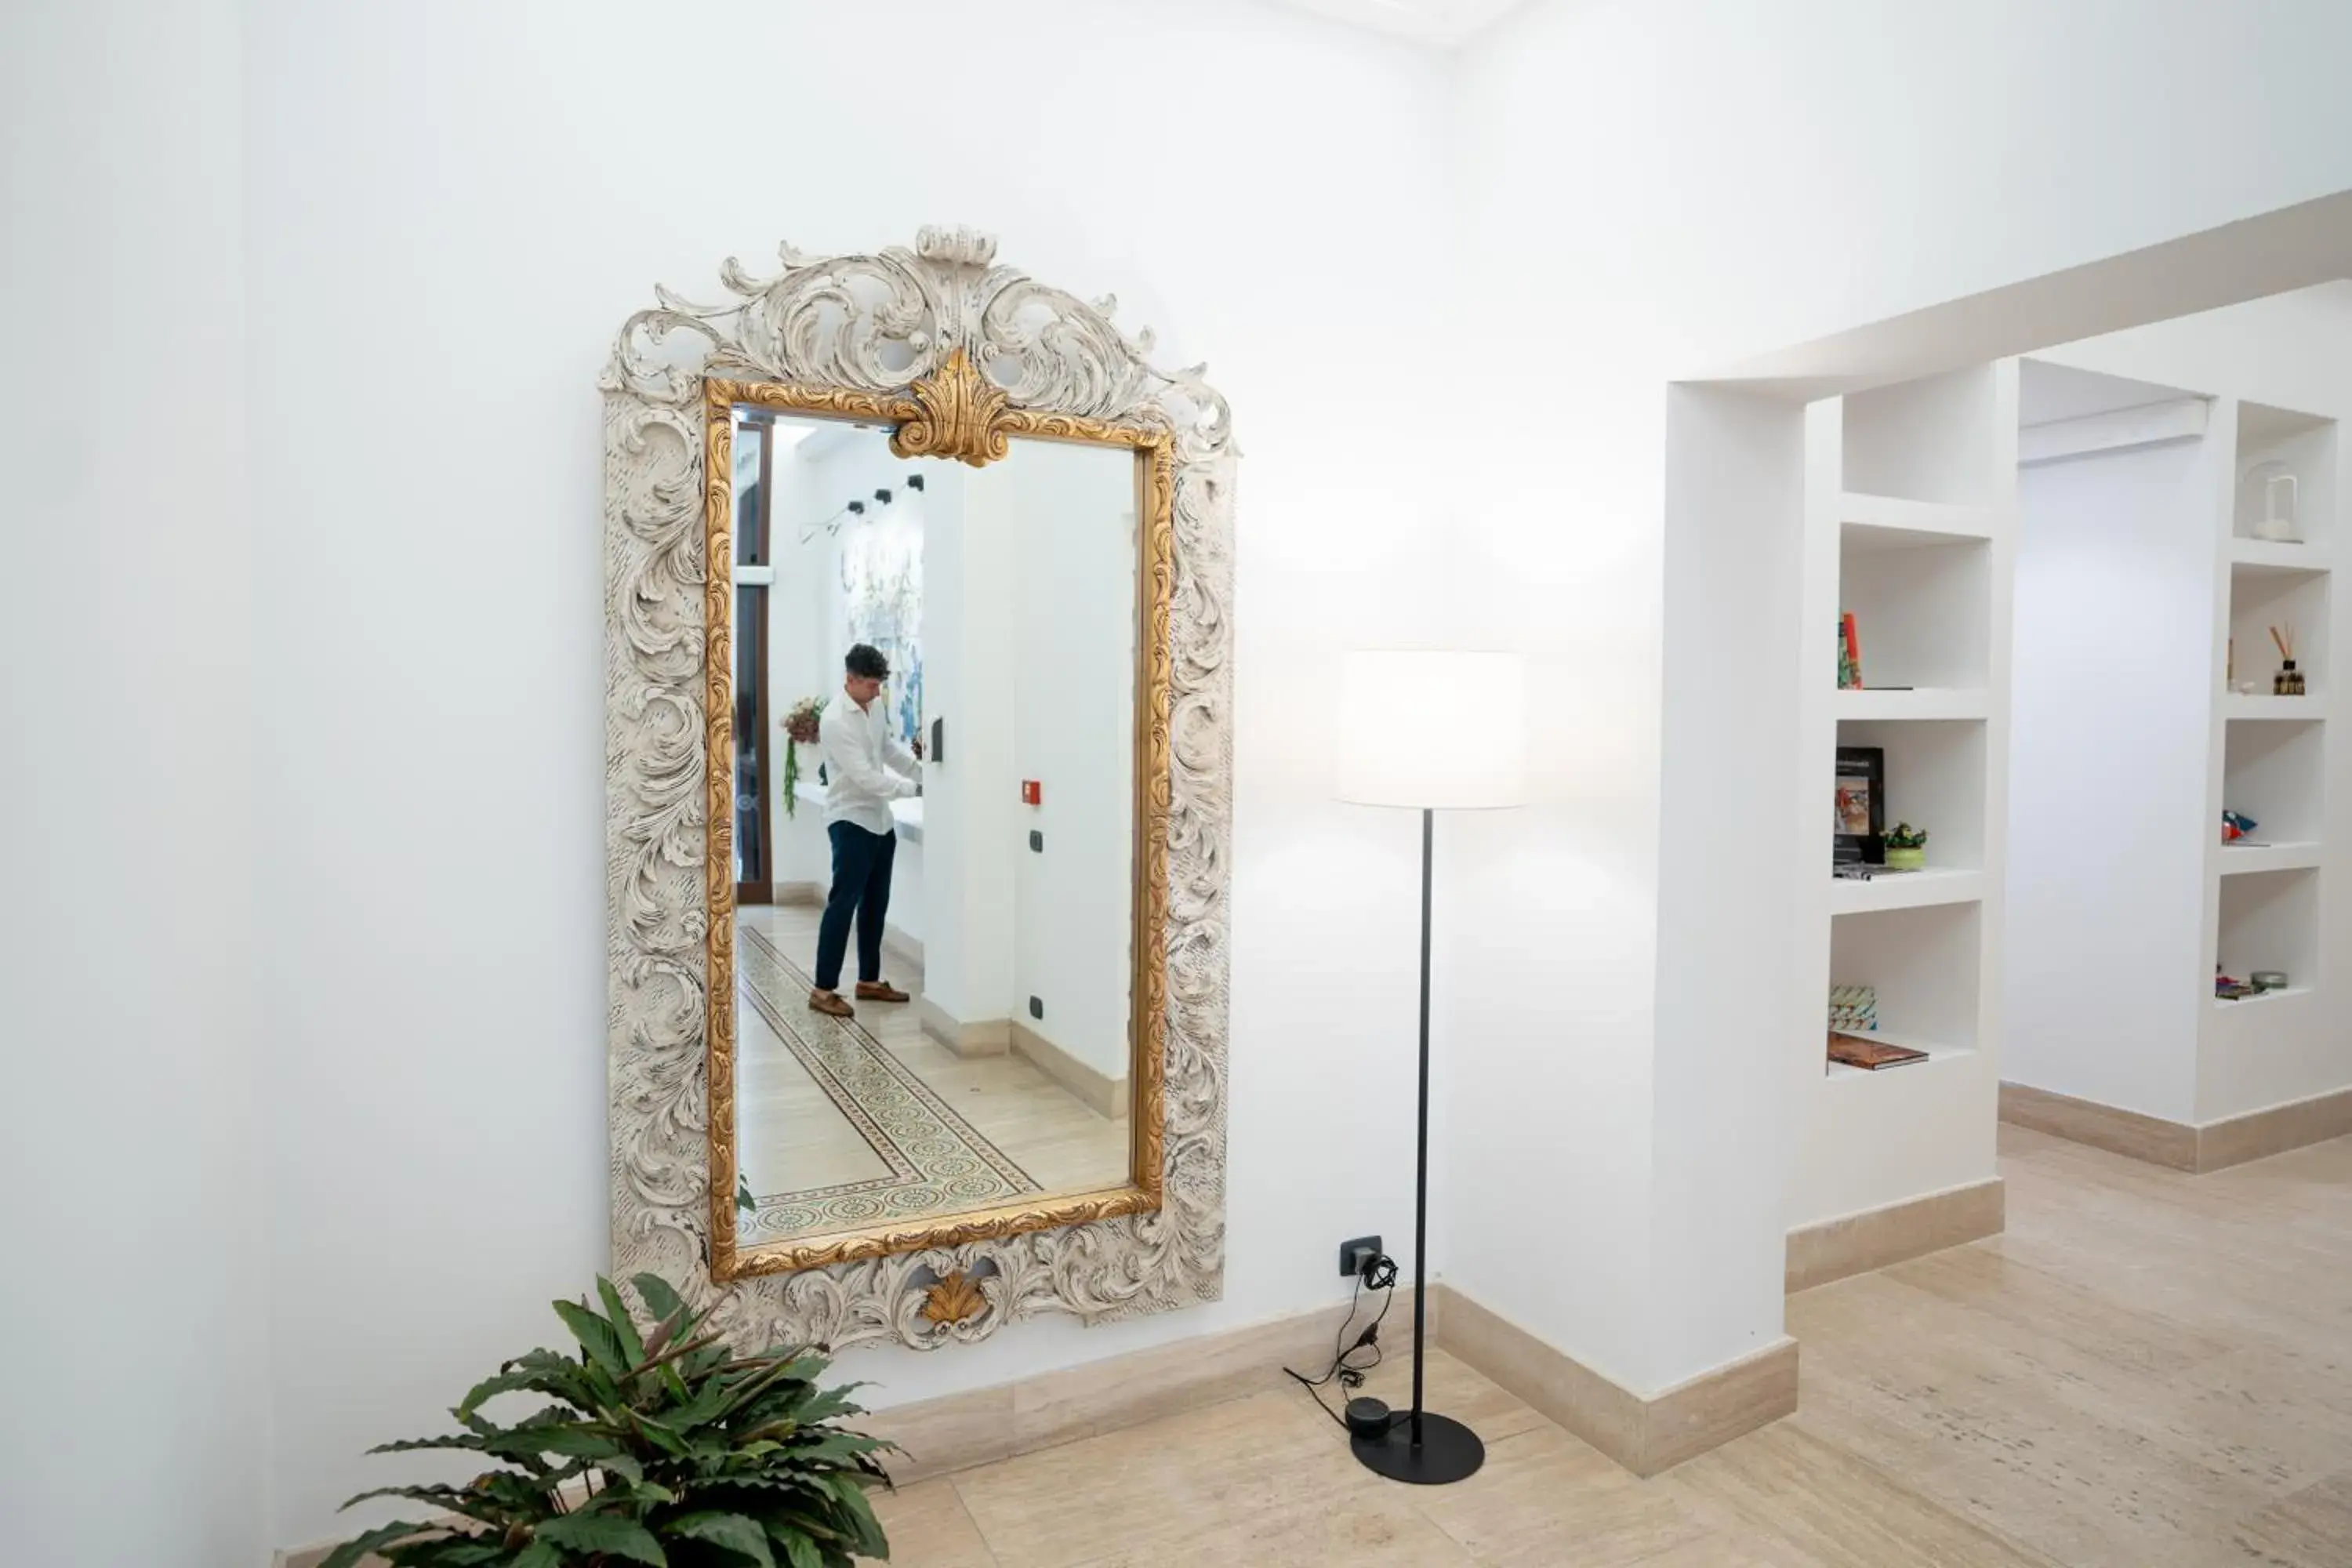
[728,409,1140,1248]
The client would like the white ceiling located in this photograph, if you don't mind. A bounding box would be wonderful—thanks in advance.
[1269,0,1528,46]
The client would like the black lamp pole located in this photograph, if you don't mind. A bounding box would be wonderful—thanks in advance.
[1351,805,1486,1485]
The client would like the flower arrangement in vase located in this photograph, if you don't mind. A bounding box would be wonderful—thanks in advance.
[781,695,828,816]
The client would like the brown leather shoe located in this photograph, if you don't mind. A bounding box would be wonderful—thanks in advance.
[808,990,854,1018]
[855,980,910,1004]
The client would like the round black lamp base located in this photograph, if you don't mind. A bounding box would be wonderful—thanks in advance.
[1350,1410,1486,1486]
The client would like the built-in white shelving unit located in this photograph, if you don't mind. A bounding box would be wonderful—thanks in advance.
[2191,387,2347,1123]
[2209,397,2335,1051]
[2003,348,2348,1135]
[1791,365,2016,1231]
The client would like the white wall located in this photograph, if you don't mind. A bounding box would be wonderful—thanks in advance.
[1449,0,2352,1396]
[244,0,1452,1548]
[0,5,269,1566]
[758,422,829,887]
[2007,431,2217,1123]
[927,448,1019,1025]
[1011,441,1141,1079]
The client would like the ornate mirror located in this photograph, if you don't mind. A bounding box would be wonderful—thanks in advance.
[604,228,1234,1351]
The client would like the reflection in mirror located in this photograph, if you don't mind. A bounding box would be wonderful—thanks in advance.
[728,409,1138,1249]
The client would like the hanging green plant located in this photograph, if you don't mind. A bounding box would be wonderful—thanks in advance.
[319,1273,895,1567]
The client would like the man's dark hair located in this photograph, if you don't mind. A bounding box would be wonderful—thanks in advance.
[844,643,891,681]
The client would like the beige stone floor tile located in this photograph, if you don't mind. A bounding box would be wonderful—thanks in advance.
[1066,1484,1472,1568]
[948,1390,1372,1568]
[1788,1272,2276,1566]
[1876,1241,2234,1375]
[864,1478,997,1567]
[1337,1345,1552,1446]
[1662,1421,2064,1568]
[859,1129,2352,1568]
[2223,1468,2352,1566]
[2109,1341,2352,1499]
[1974,1216,2352,1367]
[1628,1531,1834,1567]
[1408,1422,1715,1566]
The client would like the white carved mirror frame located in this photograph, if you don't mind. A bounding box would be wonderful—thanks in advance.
[602,227,1235,1351]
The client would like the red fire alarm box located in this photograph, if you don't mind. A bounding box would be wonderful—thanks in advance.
[1021,780,1042,805]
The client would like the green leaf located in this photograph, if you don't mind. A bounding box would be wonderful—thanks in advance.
[536,1512,668,1564]
[673,1511,778,1566]
[510,1544,563,1568]
[319,1521,440,1568]
[628,1407,692,1457]
[424,1545,507,1567]
[459,1351,600,1418]
[781,1432,887,1468]
[598,1276,648,1367]
[553,1298,631,1380]
[604,1476,673,1507]
[631,1271,687,1327]
[775,1530,824,1568]
[823,1476,887,1558]
[485,1423,630,1463]
[336,1483,473,1513]
[793,1384,869,1426]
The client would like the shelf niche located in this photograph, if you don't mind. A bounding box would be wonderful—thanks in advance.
[1838,527,1991,692]
[2233,401,2336,549]
[1836,717,1987,873]
[1829,902,1982,1071]
[2215,866,2319,995]
[1843,366,1998,507]
[2222,717,2325,846]
[2227,561,2330,702]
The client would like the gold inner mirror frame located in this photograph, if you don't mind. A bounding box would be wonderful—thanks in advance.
[700,359,1175,1279]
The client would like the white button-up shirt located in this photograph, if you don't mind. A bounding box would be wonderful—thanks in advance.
[818,691,920,837]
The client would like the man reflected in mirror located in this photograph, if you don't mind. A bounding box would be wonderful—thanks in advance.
[808,643,923,1018]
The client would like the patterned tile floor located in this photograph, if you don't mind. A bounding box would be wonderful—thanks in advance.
[734,907,1129,1242]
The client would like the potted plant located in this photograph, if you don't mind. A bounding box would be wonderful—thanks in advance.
[321,1274,895,1567]
[1882,822,1928,871]
[781,696,828,817]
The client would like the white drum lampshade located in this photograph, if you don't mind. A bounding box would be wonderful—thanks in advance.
[1335,650,1527,809]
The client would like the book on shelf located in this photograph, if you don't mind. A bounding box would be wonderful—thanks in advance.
[1837,612,1863,690]
[1828,1031,1928,1071]
[1828,985,1877,1033]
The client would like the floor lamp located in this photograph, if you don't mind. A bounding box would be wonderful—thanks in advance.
[1335,648,1527,1486]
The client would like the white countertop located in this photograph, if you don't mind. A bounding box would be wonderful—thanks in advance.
[793,781,924,844]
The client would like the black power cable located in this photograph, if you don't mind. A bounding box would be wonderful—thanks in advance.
[1283,1253,1399,1430]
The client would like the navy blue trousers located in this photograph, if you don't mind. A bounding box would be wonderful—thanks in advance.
[814,821,897,991]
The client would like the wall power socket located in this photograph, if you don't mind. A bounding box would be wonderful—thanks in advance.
[1338,1235,1383,1278]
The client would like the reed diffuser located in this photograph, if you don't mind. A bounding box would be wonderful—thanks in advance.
[2271,623,2306,695]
